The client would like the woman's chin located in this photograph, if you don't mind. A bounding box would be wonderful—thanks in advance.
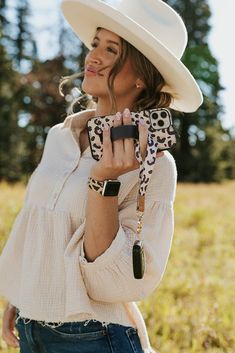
[82,79,110,98]
[82,83,98,96]
[82,87,108,99]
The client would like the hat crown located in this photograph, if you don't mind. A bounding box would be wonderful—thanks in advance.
[113,0,187,59]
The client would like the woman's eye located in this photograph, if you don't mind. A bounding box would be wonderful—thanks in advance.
[107,47,117,54]
[90,42,117,55]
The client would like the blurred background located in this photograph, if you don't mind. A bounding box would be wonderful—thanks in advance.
[0,1,235,352]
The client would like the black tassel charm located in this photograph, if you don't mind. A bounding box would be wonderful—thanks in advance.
[132,195,145,279]
[132,240,145,279]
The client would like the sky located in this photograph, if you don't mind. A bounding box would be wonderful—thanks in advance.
[26,0,235,130]
[207,0,235,130]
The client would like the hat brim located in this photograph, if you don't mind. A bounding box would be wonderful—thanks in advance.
[61,0,203,112]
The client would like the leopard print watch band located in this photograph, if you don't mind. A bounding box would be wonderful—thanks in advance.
[88,177,121,196]
[88,177,104,195]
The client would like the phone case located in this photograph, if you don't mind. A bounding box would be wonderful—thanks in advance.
[86,108,176,161]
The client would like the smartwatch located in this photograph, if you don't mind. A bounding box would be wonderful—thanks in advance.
[88,177,121,196]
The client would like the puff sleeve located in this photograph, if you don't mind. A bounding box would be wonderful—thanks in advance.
[79,152,177,303]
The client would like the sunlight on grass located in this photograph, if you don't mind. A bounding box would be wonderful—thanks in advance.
[0,181,235,352]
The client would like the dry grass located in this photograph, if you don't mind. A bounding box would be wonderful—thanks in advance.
[140,182,235,352]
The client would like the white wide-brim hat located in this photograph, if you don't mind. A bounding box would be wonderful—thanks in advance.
[61,0,203,112]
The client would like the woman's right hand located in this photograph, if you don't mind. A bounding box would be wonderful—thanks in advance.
[1,303,19,348]
[90,108,148,181]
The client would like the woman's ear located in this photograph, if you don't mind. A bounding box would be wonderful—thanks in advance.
[135,79,145,89]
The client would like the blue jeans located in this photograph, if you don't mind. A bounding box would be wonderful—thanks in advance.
[15,314,144,353]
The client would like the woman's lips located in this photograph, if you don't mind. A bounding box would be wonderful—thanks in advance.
[85,66,104,77]
[85,70,96,77]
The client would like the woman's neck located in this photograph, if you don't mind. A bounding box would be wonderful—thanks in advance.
[95,97,135,116]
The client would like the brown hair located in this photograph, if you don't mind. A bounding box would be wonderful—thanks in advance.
[59,30,172,114]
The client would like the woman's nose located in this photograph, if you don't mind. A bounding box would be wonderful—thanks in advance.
[88,48,102,65]
[90,56,100,65]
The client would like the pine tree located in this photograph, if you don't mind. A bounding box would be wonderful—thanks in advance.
[164,0,229,181]
[14,0,37,70]
[0,0,38,181]
[0,1,22,180]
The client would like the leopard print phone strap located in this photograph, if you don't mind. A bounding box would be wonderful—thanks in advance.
[132,135,158,279]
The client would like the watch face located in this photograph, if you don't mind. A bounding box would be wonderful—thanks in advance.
[103,181,121,196]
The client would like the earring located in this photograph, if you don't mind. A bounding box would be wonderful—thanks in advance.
[136,83,141,89]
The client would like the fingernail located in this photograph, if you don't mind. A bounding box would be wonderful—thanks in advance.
[103,123,109,131]
[123,108,130,117]
[139,118,145,125]
[116,112,121,120]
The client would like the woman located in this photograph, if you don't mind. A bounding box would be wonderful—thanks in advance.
[0,0,202,352]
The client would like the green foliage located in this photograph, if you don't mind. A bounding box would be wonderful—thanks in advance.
[191,123,235,182]
[0,43,23,181]
[164,0,235,182]
[9,0,37,70]
[0,0,37,181]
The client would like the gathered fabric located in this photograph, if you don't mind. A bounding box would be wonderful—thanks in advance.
[0,110,177,352]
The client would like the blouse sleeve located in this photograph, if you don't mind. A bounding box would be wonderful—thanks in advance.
[79,152,177,303]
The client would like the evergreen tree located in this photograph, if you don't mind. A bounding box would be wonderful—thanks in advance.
[0,0,37,181]
[14,0,37,70]
[164,0,230,181]
[0,6,22,181]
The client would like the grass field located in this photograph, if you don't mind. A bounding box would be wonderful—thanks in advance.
[0,181,235,352]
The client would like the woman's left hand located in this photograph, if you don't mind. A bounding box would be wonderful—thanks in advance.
[90,108,148,181]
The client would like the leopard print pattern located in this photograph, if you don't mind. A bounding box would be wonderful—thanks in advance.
[87,177,103,195]
[86,109,176,197]
[135,135,158,196]
[87,108,176,161]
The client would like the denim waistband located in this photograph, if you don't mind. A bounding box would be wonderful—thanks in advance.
[15,308,110,329]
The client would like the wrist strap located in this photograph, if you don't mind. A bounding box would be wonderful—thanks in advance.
[132,137,158,279]
[135,135,158,238]
[88,177,104,195]
[88,177,120,196]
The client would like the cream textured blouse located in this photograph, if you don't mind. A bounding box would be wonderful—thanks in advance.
[0,109,177,353]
